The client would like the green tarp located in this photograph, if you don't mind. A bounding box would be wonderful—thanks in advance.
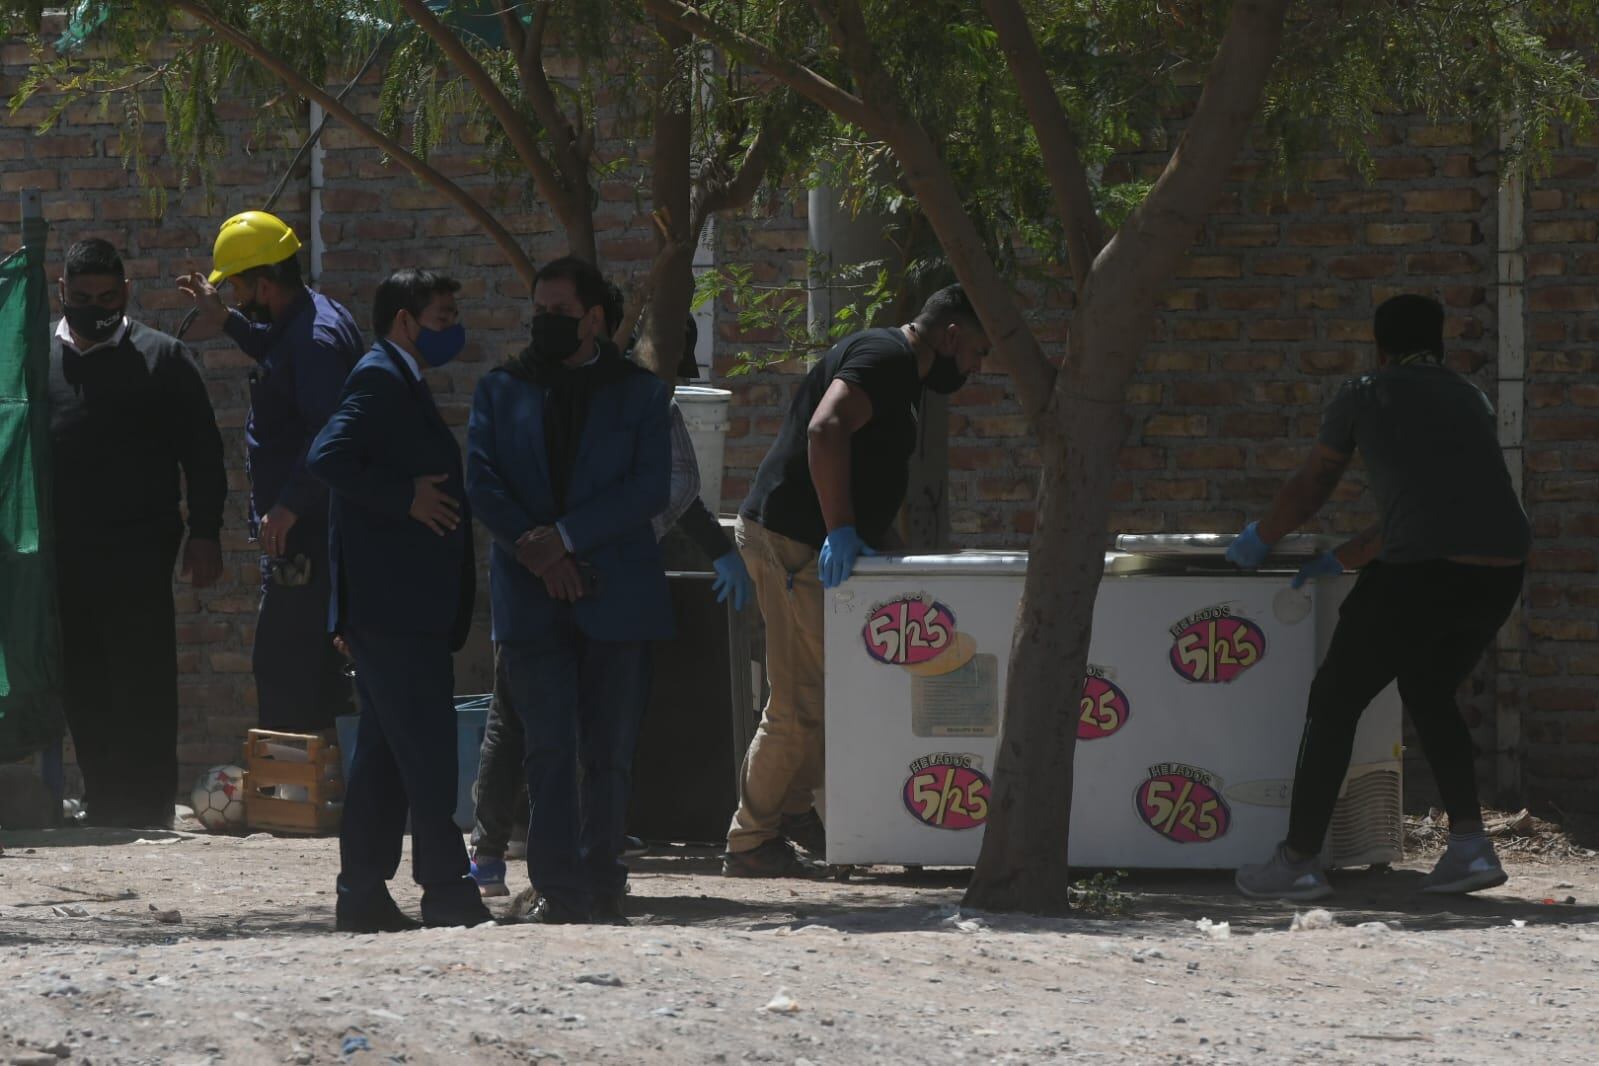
[0,237,64,761]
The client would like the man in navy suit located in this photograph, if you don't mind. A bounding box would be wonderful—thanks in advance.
[308,269,492,933]
[467,256,673,925]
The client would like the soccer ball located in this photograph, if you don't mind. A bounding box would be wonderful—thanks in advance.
[190,765,247,831]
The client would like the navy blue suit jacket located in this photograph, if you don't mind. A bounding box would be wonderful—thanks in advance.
[307,341,474,650]
[466,359,674,643]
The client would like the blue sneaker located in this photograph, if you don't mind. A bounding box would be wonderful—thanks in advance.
[469,854,508,898]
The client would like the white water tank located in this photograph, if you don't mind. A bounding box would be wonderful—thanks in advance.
[675,385,732,515]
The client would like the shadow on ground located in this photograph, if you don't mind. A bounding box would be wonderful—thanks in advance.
[625,846,1599,937]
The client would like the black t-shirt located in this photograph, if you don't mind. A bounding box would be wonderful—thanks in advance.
[741,328,922,549]
[1318,361,1531,563]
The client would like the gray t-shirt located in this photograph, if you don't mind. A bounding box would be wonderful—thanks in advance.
[1318,362,1531,563]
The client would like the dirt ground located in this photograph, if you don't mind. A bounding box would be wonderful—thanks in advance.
[1,821,1597,1066]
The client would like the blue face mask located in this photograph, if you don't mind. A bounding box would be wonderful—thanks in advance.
[416,322,466,367]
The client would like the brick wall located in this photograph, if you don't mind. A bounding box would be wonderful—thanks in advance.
[5,25,1596,816]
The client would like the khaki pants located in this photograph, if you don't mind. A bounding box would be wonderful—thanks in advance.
[727,517,825,853]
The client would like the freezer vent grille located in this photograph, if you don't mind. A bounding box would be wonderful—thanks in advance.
[1326,769,1402,867]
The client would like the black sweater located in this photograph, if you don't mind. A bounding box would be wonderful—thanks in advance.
[48,319,227,544]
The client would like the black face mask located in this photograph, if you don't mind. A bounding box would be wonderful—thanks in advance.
[924,351,969,395]
[63,304,124,344]
[531,312,585,367]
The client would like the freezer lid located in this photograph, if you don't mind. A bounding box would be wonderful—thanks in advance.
[1114,532,1342,560]
[851,551,1030,576]
[842,551,1162,577]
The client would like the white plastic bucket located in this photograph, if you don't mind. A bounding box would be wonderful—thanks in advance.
[675,385,732,515]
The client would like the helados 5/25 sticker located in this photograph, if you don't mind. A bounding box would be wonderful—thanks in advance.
[903,753,991,830]
[1133,763,1231,843]
[864,596,956,667]
[1168,604,1265,684]
[1078,666,1130,741]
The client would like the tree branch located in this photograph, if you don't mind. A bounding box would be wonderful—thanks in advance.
[1097,0,1290,290]
[643,0,882,135]
[394,0,569,225]
[517,0,592,215]
[689,99,793,241]
[168,0,537,288]
[980,0,1104,290]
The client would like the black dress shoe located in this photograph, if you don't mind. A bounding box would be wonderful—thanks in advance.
[335,895,421,934]
[421,882,494,929]
[528,896,590,925]
[590,892,629,926]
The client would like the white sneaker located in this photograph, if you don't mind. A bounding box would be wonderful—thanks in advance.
[1236,842,1334,901]
[1421,838,1507,894]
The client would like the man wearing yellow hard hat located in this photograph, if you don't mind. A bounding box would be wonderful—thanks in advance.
[178,210,364,734]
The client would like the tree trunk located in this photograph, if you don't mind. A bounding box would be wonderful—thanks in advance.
[963,330,1138,914]
[635,20,695,382]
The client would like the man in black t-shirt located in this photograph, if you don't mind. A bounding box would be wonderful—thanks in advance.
[725,284,988,877]
[1227,294,1530,901]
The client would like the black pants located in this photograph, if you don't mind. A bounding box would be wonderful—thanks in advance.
[253,522,351,733]
[337,627,470,898]
[1286,560,1524,855]
[469,643,526,857]
[56,535,180,826]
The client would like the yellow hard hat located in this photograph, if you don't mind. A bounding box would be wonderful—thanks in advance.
[208,210,302,284]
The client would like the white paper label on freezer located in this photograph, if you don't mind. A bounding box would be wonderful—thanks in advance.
[911,653,999,736]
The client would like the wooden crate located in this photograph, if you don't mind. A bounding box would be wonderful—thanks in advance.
[243,729,344,836]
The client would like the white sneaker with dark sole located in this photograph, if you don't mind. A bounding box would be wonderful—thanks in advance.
[1421,849,1508,895]
[1235,842,1334,902]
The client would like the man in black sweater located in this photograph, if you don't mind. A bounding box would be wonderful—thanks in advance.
[49,239,227,828]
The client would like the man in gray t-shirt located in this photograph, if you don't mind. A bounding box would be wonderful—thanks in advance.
[1224,294,1529,903]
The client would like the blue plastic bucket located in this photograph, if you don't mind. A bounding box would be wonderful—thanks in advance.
[336,694,491,832]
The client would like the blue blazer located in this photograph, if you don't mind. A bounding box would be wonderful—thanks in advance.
[466,360,674,643]
[307,341,474,650]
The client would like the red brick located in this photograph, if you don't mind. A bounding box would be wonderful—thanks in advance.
[1174,381,1240,405]
[1287,223,1356,246]
[1527,253,1566,278]
[1326,191,1391,214]
[1221,413,1289,438]
[1,168,60,192]
[1528,287,1599,313]
[1143,478,1208,501]
[1214,288,1283,311]
[1529,549,1597,572]
[1143,414,1209,438]
[1172,319,1239,341]
[33,133,98,158]
[1247,319,1314,341]
[1409,123,1473,147]
[1176,446,1246,470]
[1118,447,1167,471]
[1328,255,1397,280]
[1214,223,1278,247]
[1163,289,1205,311]
[1402,188,1483,213]
[1176,255,1242,279]
[1216,352,1285,373]
[1374,157,1433,181]
[1530,219,1599,243]
[1254,255,1314,277]
[1529,189,1563,212]
[1363,223,1433,246]
[1257,382,1318,405]
[1529,417,1599,441]
[1405,251,1479,276]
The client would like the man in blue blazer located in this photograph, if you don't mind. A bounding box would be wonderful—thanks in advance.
[467,256,673,925]
[308,269,492,933]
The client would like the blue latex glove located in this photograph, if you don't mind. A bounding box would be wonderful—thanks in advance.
[818,525,876,589]
[712,550,754,612]
[1226,521,1271,570]
[1291,550,1344,589]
